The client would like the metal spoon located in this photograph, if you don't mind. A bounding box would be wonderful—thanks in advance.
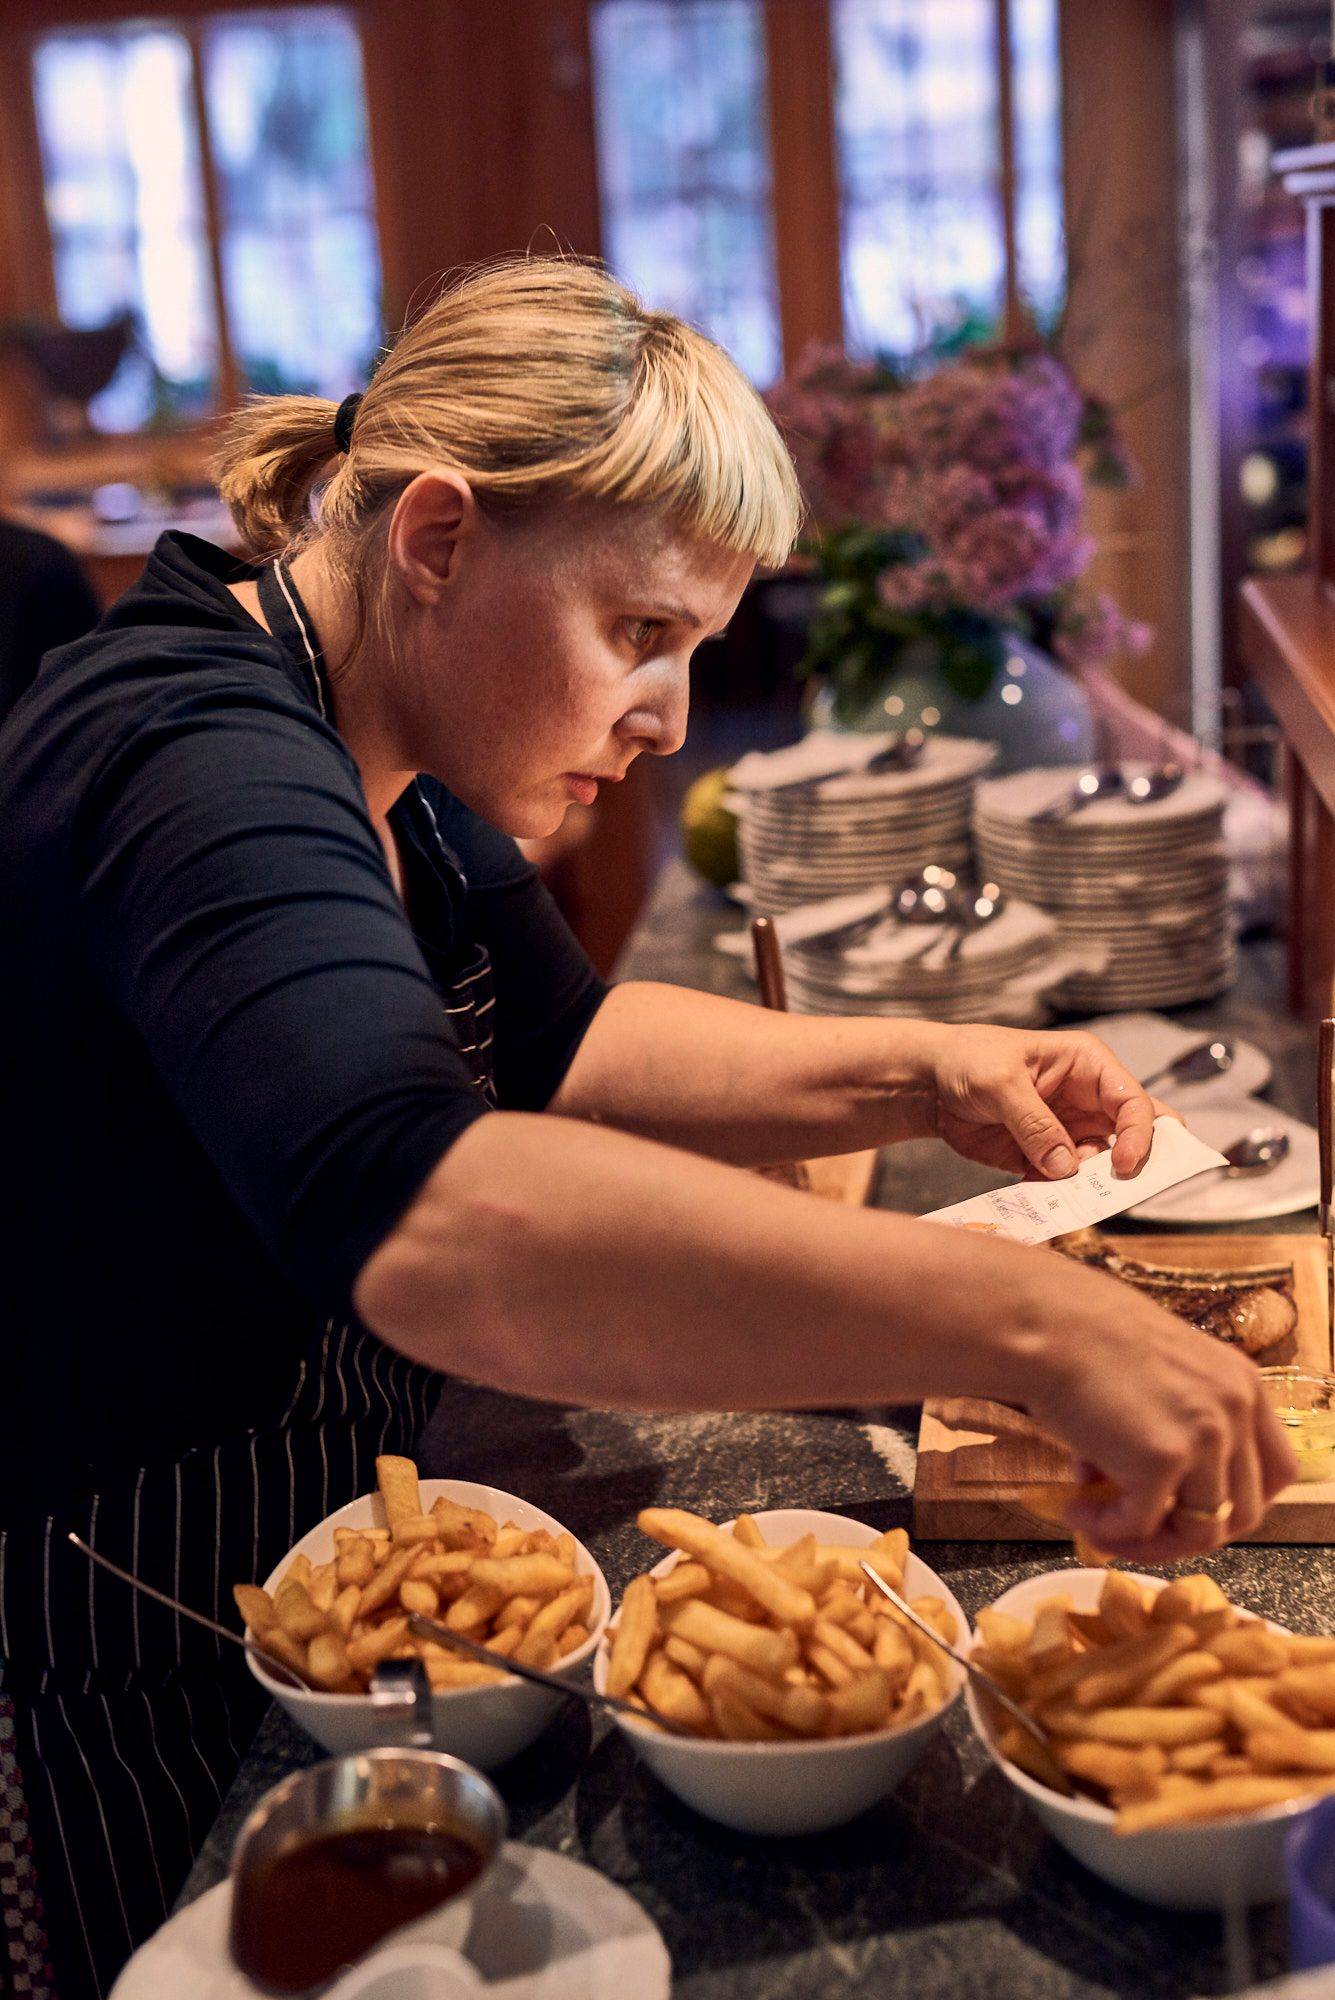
[801,866,956,956]
[944,883,1008,963]
[66,1532,697,1738]
[857,1562,1052,1752]
[766,729,926,794]
[404,1612,695,1736]
[1139,1037,1235,1093]
[1125,761,1185,806]
[68,1532,319,1692]
[1031,764,1124,824]
[1219,1127,1290,1178]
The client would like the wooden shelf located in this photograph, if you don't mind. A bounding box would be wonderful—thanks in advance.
[1241,573,1335,816]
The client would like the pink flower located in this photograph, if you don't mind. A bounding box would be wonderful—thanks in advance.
[763,341,1152,665]
[1053,590,1153,667]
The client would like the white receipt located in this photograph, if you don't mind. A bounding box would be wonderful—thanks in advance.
[922,1117,1228,1244]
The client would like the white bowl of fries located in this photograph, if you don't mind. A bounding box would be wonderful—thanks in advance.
[593,1505,968,1836]
[968,1567,1335,1909]
[238,1457,611,1771]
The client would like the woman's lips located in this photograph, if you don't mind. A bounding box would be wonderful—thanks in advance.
[564,770,625,804]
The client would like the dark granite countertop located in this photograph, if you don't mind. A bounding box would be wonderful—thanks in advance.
[180,862,1329,1998]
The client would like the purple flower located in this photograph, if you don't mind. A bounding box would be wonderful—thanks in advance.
[763,341,1151,668]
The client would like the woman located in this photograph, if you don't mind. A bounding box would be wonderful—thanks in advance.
[0,257,1293,1998]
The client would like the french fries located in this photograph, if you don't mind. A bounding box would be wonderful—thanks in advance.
[974,1569,1335,1834]
[606,1509,954,1741]
[233,1456,597,1695]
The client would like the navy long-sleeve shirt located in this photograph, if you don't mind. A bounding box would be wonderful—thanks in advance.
[0,533,607,1516]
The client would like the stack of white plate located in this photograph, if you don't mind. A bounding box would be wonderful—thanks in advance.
[974,765,1235,1011]
[716,886,1102,1024]
[728,732,996,916]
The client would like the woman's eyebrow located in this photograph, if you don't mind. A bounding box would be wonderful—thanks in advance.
[637,600,730,639]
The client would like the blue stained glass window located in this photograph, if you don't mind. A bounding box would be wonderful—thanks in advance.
[31,7,382,431]
[833,0,1064,358]
[32,26,217,431]
[202,8,383,397]
[590,0,782,384]
[1012,0,1064,326]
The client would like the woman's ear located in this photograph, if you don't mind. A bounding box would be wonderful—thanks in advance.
[386,470,479,606]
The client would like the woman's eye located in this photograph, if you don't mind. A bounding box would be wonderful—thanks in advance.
[624,617,663,653]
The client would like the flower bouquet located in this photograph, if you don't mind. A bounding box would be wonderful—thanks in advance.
[764,345,1149,729]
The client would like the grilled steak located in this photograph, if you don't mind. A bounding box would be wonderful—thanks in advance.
[1053,1230,1298,1365]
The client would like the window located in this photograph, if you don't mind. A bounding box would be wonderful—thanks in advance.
[31,7,381,434]
[589,0,782,384]
[832,0,1063,357]
[32,26,216,430]
[202,9,381,399]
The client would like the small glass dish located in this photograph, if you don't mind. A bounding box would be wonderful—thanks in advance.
[1260,1368,1335,1484]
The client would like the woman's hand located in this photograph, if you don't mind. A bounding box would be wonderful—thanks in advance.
[923,1023,1172,1180]
[1023,1260,1298,1562]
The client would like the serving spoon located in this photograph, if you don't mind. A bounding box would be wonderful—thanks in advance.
[66,1533,695,1736]
[857,1562,1051,1751]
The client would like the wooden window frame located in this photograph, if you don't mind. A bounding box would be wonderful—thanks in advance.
[3,0,1040,464]
[0,0,377,479]
[761,0,1032,371]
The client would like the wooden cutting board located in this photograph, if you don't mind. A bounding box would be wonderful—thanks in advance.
[805,1148,879,1206]
[913,1233,1335,1545]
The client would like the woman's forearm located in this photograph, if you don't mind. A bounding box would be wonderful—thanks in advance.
[548,980,942,1164]
[355,1108,1300,1564]
[353,1107,1052,1408]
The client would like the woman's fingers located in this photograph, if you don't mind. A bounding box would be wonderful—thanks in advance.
[988,1068,1079,1178]
[1223,1424,1265,1540]
[1097,1063,1158,1177]
[1067,1366,1295,1563]
[1254,1382,1301,1497]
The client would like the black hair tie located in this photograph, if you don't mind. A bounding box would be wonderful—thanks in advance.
[332,391,362,454]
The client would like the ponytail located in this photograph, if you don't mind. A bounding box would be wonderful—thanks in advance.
[212,395,346,556]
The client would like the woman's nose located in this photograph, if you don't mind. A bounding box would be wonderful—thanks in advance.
[622,668,690,757]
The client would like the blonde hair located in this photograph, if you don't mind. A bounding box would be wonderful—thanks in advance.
[212,257,802,579]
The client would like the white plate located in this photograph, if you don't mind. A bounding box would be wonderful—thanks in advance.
[1122,1098,1319,1224]
[1079,1012,1271,1101]
[110,1844,670,2000]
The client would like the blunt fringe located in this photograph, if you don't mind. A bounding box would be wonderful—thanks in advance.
[212,257,803,573]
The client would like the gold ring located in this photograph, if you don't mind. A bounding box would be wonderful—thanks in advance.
[1173,1498,1234,1525]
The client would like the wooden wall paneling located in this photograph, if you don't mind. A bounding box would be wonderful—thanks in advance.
[0,29,59,473]
[184,23,241,411]
[362,0,602,334]
[762,0,843,367]
[1057,0,1190,722]
[1198,0,1250,692]
[1314,197,1335,594]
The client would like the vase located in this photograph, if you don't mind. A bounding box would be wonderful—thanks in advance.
[807,635,1096,777]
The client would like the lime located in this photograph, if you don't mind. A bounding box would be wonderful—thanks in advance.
[681,766,739,887]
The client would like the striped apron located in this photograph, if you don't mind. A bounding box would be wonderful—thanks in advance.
[0,560,498,1999]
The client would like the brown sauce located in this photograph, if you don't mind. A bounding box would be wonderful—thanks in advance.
[230,1817,485,1995]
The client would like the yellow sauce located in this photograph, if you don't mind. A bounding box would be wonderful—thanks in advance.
[1261,1370,1335,1483]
